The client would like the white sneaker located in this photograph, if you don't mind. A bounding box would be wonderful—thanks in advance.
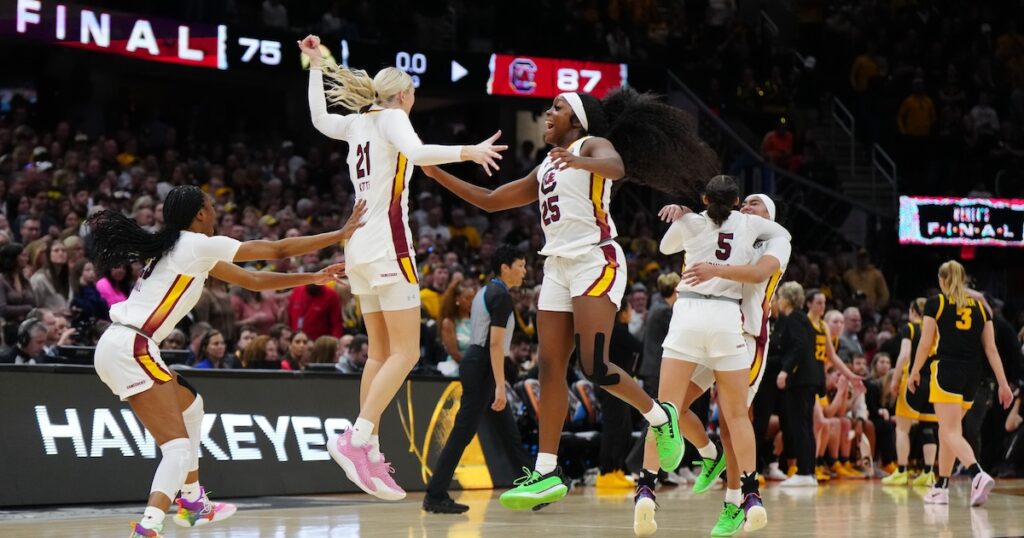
[779,474,818,487]
[766,463,789,481]
[673,467,697,484]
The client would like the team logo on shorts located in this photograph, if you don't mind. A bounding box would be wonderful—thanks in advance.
[509,58,537,94]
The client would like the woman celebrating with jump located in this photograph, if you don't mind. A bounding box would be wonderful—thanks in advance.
[299,34,506,500]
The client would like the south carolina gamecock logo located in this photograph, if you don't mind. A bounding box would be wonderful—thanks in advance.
[509,58,537,94]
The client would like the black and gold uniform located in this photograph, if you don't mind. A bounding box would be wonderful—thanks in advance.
[925,294,991,410]
[810,317,829,397]
[895,321,936,421]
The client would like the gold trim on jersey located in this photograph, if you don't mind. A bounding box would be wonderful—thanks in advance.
[749,270,783,384]
[387,152,418,284]
[140,274,195,336]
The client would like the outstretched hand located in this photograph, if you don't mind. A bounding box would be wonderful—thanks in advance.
[298,35,323,66]
[313,263,347,285]
[462,130,507,176]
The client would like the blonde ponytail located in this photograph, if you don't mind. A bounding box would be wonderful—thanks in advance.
[321,63,413,112]
[938,260,969,306]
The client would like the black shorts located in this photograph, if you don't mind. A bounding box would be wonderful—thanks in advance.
[929,359,981,410]
[895,366,936,422]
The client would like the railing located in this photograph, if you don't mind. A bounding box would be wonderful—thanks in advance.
[663,70,888,248]
[871,144,899,208]
[760,10,780,38]
[831,97,856,178]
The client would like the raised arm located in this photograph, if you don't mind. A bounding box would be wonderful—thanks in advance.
[308,68,355,138]
[234,200,365,262]
[548,136,625,180]
[659,214,700,255]
[380,112,507,175]
[422,165,538,213]
[210,262,345,293]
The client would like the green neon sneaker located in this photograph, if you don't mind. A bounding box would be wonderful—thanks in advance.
[710,502,744,537]
[499,467,569,510]
[693,443,727,494]
[649,401,684,472]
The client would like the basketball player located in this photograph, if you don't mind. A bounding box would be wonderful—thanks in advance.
[298,34,507,500]
[883,299,938,487]
[639,175,791,535]
[423,89,719,510]
[632,193,789,537]
[88,186,364,538]
[909,261,1012,507]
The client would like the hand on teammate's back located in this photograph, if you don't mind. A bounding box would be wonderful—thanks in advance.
[657,204,691,223]
[339,200,367,240]
[298,35,323,67]
[461,131,507,176]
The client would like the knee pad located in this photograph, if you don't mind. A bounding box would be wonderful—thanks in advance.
[151,438,191,499]
[575,333,620,386]
[919,423,937,445]
[182,395,204,471]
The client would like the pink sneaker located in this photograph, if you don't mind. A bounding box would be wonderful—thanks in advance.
[924,486,949,505]
[328,430,378,497]
[970,472,995,507]
[370,452,406,500]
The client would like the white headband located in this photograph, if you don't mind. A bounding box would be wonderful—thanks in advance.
[746,194,777,221]
[559,92,589,131]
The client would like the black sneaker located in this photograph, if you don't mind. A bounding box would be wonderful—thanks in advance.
[422,494,469,514]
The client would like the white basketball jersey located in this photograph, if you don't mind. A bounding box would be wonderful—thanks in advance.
[740,236,791,336]
[341,109,418,281]
[662,211,790,299]
[537,136,618,259]
[109,232,241,343]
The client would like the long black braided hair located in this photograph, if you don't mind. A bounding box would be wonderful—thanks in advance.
[572,89,720,195]
[88,185,207,269]
[704,175,740,226]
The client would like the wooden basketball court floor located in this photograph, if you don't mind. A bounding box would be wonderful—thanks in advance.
[2,480,1023,537]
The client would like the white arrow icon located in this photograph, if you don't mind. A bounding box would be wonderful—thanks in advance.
[451,60,468,83]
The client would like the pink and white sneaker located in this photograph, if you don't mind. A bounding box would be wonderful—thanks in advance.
[924,486,949,505]
[328,430,378,497]
[970,472,995,507]
[370,452,406,500]
[173,488,237,528]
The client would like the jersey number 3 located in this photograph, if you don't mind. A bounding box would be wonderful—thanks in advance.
[355,141,371,179]
[955,307,972,331]
[716,233,734,260]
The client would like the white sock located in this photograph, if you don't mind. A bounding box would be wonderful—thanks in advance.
[768,462,780,471]
[643,401,669,427]
[368,434,381,462]
[140,506,165,529]
[180,481,202,503]
[725,488,742,506]
[697,441,718,460]
[351,418,374,447]
[535,452,558,475]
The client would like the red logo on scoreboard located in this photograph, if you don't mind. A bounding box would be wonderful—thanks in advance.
[488,53,627,99]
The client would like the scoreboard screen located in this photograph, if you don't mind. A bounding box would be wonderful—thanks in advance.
[898,196,1024,247]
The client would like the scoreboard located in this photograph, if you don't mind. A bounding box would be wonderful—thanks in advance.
[3,0,628,99]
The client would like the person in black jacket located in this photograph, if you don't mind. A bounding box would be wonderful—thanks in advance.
[774,281,822,486]
[962,294,1022,465]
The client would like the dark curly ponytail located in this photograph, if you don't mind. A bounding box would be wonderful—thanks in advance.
[704,175,739,226]
[597,88,720,195]
[88,185,206,269]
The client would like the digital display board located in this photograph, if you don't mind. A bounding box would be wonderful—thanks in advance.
[487,53,628,99]
[898,196,1024,247]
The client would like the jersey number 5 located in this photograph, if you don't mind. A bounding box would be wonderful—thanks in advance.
[541,196,561,225]
[955,307,972,331]
[355,141,371,179]
[716,233,734,260]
